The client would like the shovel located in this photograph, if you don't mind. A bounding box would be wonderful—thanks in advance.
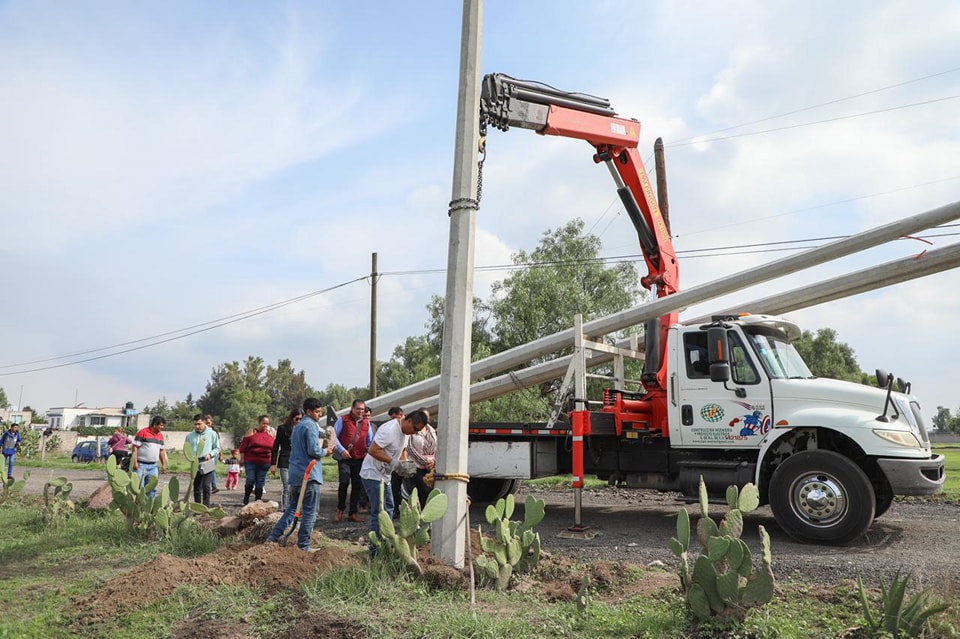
[279,458,318,547]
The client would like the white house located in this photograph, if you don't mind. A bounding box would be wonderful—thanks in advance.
[45,404,148,431]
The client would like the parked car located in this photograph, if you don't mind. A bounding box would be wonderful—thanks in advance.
[71,440,109,463]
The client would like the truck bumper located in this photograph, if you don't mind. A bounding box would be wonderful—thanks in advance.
[877,454,945,495]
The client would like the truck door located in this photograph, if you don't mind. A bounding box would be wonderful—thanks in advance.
[673,327,773,448]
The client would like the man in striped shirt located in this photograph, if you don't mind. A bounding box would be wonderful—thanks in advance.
[132,416,167,499]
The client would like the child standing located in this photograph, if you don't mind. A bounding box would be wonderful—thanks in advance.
[225,450,241,490]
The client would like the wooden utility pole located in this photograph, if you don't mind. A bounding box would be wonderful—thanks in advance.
[370,252,378,397]
[433,0,482,568]
[654,137,671,235]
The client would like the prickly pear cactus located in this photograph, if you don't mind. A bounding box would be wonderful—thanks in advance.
[368,482,447,576]
[668,477,775,621]
[474,493,546,590]
[106,451,222,538]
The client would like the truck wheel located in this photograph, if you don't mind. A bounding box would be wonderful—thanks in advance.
[874,490,894,519]
[769,450,875,545]
[467,478,520,504]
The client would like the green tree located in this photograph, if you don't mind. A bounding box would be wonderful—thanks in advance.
[197,357,271,441]
[489,219,640,352]
[377,335,441,395]
[0,387,8,409]
[793,328,865,383]
[378,218,642,422]
[263,358,315,417]
[932,406,952,432]
[949,409,960,435]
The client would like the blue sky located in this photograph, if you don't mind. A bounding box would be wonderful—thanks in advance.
[1,1,958,417]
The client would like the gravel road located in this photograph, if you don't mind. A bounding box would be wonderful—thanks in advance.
[25,466,960,587]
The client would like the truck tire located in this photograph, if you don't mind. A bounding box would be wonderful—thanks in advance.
[467,478,520,504]
[769,450,875,545]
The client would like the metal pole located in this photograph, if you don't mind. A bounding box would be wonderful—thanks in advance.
[360,200,960,413]
[374,241,960,420]
[433,0,482,569]
[654,138,670,235]
[370,252,378,397]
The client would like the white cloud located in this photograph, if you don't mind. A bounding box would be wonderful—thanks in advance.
[2,0,959,418]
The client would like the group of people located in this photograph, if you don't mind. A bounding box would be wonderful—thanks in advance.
[266,397,435,555]
[120,397,437,555]
[125,413,286,508]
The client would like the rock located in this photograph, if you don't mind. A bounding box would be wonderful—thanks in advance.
[86,482,114,510]
[239,500,279,524]
[216,515,243,537]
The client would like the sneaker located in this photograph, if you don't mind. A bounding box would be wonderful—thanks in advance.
[335,509,343,522]
[348,514,364,523]
[211,487,220,494]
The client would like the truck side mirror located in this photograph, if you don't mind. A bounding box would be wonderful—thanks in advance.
[707,327,731,383]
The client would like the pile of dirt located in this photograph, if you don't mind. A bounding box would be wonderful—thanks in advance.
[74,542,363,626]
[76,526,679,633]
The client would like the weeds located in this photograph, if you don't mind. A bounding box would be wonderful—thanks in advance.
[856,568,950,638]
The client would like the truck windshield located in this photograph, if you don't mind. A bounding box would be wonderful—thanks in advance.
[744,327,813,379]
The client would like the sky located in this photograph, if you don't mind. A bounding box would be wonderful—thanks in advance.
[1,1,958,420]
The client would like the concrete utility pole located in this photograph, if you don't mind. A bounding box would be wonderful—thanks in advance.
[370,252,378,397]
[654,138,671,235]
[433,0,482,568]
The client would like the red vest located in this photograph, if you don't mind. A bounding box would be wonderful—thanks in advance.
[338,414,369,458]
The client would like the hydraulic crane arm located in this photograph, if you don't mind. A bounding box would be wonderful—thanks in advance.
[480,74,679,297]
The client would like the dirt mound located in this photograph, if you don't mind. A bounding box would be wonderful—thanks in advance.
[75,541,363,625]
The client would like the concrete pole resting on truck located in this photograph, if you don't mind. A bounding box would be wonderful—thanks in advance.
[359,200,960,415]
[433,0,482,569]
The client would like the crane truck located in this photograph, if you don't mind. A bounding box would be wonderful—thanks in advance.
[464,74,945,545]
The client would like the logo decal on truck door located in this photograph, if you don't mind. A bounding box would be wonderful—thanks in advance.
[699,403,725,423]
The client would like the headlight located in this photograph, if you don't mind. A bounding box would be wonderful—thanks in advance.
[873,429,922,448]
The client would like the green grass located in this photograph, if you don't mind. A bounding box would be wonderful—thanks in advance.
[934,446,960,499]
[0,494,957,638]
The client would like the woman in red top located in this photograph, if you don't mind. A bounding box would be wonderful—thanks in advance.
[238,415,276,505]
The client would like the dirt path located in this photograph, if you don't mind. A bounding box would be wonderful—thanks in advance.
[25,466,960,587]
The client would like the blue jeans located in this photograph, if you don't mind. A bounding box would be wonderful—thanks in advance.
[267,481,321,550]
[278,467,290,511]
[244,462,270,491]
[361,477,394,558]
[3,453,15,478]
[136,462,159,498]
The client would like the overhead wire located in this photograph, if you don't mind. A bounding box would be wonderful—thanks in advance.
[666,95,960,147]
[671,65,960,144]
[0,277,367,376]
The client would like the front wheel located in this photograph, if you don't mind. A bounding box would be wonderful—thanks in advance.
[769,450,875,545]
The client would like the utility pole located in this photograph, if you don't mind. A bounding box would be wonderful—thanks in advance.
[370,252,378,397]
[433,0,482,568]
[654,138,671,235]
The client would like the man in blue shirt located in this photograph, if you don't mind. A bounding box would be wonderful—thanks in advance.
[0,423,22,480]
[185,414,221,507]
[266,398,335,551]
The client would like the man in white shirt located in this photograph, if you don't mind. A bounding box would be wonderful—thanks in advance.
[359,409,428,558]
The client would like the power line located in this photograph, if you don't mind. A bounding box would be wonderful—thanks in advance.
[7,225,959,376]
[673,175,960,238]
[0,277,366,376]
[672,65,960,144]
[666,95,960,147]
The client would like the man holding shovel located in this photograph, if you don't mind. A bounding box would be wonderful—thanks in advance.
[266,398,335,551]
